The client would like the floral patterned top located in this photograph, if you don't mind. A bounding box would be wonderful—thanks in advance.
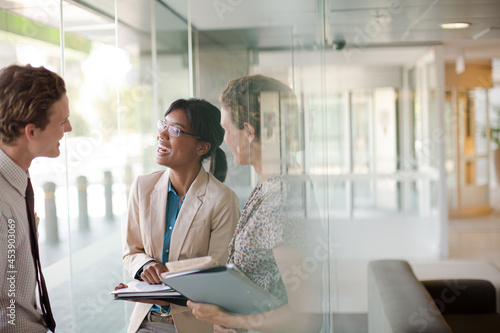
[227,173,313,302]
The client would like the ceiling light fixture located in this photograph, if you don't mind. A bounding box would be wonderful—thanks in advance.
[440,22,471,29]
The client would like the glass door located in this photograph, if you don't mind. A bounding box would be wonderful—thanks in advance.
[448,88,491,217]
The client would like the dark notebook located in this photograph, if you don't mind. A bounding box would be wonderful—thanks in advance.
[161,263,286,314]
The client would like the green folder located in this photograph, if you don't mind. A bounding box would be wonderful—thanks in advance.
[161,263,287,314]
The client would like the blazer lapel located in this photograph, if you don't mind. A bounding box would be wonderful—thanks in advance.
[169,168,208,261]
[149,170,170,262]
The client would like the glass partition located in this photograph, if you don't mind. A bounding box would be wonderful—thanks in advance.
[187,2,333,329]
[62,2,156,330]
[0,1,189,331]
[0,1,450,332]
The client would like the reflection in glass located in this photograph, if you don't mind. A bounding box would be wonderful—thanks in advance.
[445,90,458,209]
[351,90,372,174]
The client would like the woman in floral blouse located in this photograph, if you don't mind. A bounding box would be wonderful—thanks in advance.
[187,75,325,333]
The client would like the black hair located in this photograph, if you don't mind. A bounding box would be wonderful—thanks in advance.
[165,98,228,182]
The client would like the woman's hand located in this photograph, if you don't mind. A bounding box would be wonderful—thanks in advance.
[187,300,224,323]
[187,301,248,332]
[141,262,168,284]
[114,283,128,290]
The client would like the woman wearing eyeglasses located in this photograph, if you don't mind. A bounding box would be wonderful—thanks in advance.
[122,99,240,333]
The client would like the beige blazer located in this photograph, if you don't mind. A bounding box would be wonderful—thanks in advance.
[123,167,240,333]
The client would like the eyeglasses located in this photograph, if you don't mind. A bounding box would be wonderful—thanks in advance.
[156,120,201,139]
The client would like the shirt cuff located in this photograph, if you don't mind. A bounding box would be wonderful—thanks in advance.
[134,260,157,279]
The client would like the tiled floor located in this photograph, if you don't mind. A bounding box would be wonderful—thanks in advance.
[38,189,500,333]
[40,217,131,333]
[448,187,500,269]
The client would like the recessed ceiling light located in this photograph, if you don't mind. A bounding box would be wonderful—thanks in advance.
[440,22,471,29]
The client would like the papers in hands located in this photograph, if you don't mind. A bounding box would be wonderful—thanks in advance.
[112,256,217,305]
[110,280,181,298]
[161,255,218,278]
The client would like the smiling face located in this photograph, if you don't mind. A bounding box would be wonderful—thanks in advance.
[31,93,72,158]
[156,108,207,171]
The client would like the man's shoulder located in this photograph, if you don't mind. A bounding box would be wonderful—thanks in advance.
[0,149,27,195]
[0,173,15,202]
[0,183,23,221]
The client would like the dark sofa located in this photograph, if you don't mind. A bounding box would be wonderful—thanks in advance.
[367,259,500,333]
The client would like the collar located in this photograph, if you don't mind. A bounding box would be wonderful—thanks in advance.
[168,179,177,196]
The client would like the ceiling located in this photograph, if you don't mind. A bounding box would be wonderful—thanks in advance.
[1,0,500,64]
[159,0,500,63]
[161,0,500,43]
